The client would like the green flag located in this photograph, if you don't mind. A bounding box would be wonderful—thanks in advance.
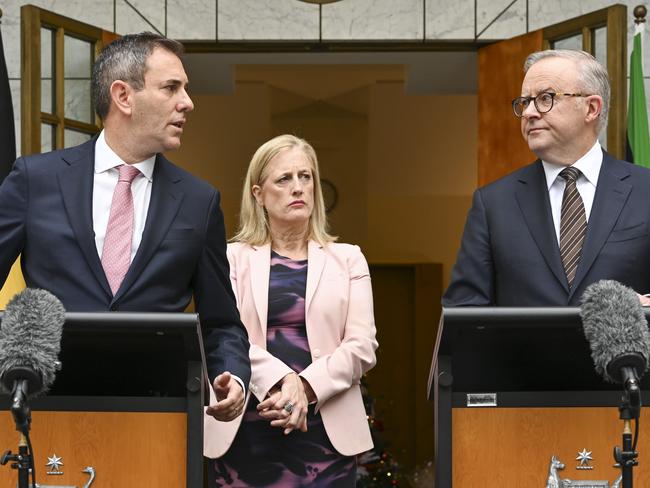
[628,23,650,167]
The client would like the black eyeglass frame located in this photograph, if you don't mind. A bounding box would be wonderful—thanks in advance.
[511,92,592,117]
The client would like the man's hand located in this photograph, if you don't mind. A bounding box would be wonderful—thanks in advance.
[637,293,650,307]
[206,372,245,422]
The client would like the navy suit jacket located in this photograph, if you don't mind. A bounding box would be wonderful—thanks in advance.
[443,151,650,306]
[0,138,251,385]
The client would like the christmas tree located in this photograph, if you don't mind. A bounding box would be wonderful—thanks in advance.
[356,378,403,487]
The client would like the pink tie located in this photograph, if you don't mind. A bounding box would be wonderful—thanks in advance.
[101,164,141,295]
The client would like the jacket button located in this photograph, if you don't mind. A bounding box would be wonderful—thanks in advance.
[313,349,321,358]
[110,304,118,311]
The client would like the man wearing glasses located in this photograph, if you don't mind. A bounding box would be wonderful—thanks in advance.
[443,49,650,306]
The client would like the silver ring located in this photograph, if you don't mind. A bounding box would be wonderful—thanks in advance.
[283,401,294,413]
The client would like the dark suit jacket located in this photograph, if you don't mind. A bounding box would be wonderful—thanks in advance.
[0,138,251,384]
[443,151,650,306]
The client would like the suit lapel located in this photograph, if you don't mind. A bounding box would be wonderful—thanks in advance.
[569,153,632,299]
[306,240,326,313]
[58,139,112,297]
[249,243,271,336]
[515,161,569,293]
[113,155,184,302]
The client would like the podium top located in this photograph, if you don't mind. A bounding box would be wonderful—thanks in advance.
[429,307,650,400]
[1,311,203,397]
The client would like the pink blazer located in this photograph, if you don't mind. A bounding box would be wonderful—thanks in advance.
[204,240,378,458]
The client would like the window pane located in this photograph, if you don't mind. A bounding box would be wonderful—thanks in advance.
[64,35,93,123]
[593,27,607,68]
[64,129,92,149]
[553,34,582,51]
[41,123,54,152]
[593,27,607,150]
[65,80,92,123]
[41,28,54,114]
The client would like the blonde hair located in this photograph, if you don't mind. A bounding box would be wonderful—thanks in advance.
[232,134,337,246]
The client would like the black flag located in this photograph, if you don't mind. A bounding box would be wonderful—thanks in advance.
[0,17,16,183]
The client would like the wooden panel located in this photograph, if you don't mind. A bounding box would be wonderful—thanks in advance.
[368,263,441,469]
[21,5,41,156]
[413,265,442,467]
[453,407,650,486]
[605,4,627,160]
[478,30,542,186]
[0,411,186,487]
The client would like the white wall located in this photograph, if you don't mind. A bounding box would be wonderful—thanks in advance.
[2,0,649,156]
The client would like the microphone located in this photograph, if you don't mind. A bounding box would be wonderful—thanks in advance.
[580,280,650,413]
[0,288,65,433]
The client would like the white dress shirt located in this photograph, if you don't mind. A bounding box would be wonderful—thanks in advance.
[93,130,155,261]
[542,141,603,244]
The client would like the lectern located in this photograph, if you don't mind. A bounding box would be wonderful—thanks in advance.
[0,312,206,488]
[429,307,650,487]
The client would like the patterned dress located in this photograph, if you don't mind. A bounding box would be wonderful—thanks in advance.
[211,251,356,488]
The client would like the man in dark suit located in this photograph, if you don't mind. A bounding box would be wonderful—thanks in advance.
[0,32,249,421]
[444,49,650,307]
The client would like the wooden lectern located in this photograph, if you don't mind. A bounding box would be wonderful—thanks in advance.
[429,307,650,487]
[0,312,206,488]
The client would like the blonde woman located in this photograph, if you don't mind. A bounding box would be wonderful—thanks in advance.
[204,135,378,487]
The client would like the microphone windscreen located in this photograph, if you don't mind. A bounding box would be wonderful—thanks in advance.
[0,288,65,395]
[580,280,650,383]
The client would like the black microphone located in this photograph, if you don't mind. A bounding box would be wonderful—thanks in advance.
[0,288,65,433]
[580,280,650,412]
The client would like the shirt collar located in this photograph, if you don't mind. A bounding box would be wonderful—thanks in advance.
[94,130,155,181]
[541,141,602,190]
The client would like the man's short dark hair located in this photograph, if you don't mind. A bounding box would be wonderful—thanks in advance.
[91,32,184,120]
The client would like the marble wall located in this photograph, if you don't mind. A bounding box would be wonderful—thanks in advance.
[2,0,650,155]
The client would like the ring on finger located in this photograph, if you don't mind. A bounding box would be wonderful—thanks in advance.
[283,401,294,414]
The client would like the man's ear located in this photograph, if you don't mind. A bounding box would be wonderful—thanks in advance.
[109,80,133,116]
[585,95,603,124]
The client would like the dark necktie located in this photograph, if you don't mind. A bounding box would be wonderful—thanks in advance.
[559,166,587,288]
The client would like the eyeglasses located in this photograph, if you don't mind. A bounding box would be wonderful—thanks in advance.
[511,92,591,117]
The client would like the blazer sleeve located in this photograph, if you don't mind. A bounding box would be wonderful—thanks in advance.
[249,345,294,402]
[0,158,28,286]
[442,188,495,306]
[193,190,251,386]
[227,244,293,403]
[299,246,378,412]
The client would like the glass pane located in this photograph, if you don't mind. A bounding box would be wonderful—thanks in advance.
[41,28,54,114]
[65,80,92,123]
[41,123,54,153]
[64,35,91,78]
[594,27,607,150]
[553,34,582,51]
[64,35,93,123]
[593,27,607,68]
[64,129,92,149]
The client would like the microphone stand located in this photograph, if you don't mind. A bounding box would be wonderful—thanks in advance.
[1,379,35,488]
[613,367,641,488]
[1,434,32,488]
